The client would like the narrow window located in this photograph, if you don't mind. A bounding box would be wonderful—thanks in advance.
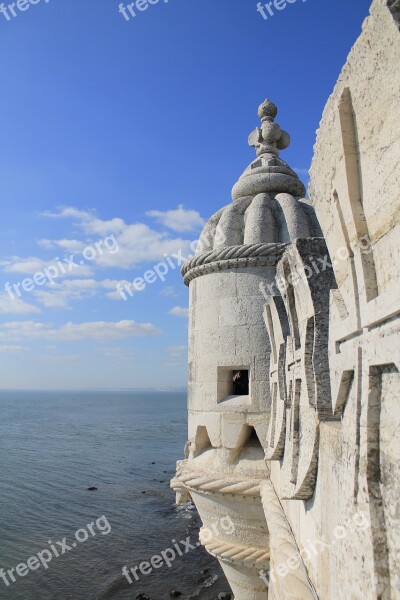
[217,367,250,403]
[232,370,249,396]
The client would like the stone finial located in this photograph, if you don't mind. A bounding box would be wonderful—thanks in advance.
[249,99,291,157]
[231,98,305,199]
[258,98,278,121]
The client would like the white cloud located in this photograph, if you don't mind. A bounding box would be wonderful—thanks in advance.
[0,293,40,314]
[41,207,92,220]
[42,206,126,235]
[1,256,53,274]
[168,306,189,318]
[146,205,205,232]
[1,256,93,277]
[38,239,86,252]
[33,291,70,309]
[101,279,135,301]
[95,223,192,269]
[0,320,161,341]
[12,278,142,308]
[0,345,26,353]
[33,278,100,309]
[37,205,196,269]
[160,286,179,297]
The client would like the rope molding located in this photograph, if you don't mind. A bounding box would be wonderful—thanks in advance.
[260,481,319,599]
[200,528,269,569]
[175,472,262,497]
[182,243,288,285]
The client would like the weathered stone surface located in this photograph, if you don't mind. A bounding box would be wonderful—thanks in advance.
[172,3,400,598]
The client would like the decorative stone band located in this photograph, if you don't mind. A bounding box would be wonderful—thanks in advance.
[182,243,288,286]
[170,477,191,505]
[259,481,319,599]
[174,471,261,498]
[199,528,270,570]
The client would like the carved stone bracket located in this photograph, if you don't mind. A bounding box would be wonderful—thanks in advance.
[264,238,337,500]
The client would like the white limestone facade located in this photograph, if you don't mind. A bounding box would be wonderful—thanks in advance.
[172,1,400,598]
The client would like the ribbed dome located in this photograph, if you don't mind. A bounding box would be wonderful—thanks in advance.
[198,193,321,252]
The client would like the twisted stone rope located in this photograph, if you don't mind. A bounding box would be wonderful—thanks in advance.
[200,528,269,569]
[182,243,288,285]
[182,243,288,273]
[260,481,318,599]
[178,472,262,497]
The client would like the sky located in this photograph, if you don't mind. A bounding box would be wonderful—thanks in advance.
[0,0,371,390]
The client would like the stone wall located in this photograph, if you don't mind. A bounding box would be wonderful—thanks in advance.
[267,1,400,597]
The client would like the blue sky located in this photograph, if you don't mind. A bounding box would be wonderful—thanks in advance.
[0,0,370,390]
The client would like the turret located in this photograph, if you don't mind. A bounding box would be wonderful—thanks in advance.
[172,99,321,600]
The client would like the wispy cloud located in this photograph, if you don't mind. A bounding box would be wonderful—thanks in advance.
[293,167,310,176]
[168,306,189,318]
[165,345,187,367]
[0,320,161,341]
[0,345,27,353]
[100,346,137,363]
[38,239,87,252]
[0,293,41,315]
[1,256,93,277]
[165,345,187,357]
[33,278,99,309]
[32,278,134,308]
[160,286,179,298]
[37,205,199,269]
[146,205,205,232]
[41,207,125,235]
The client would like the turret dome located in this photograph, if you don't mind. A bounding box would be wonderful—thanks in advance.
[182,99,321,285]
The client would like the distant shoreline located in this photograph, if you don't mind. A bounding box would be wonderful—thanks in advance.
[0,387,188,393]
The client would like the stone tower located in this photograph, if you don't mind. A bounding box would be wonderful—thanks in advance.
[172,2,400,599]
[172,100,321,600]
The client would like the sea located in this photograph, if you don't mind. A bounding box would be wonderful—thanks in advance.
[0,391,230,600]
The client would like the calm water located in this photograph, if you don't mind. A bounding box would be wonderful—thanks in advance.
[0,391,229,600]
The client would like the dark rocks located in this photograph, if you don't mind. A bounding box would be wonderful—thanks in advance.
[218,594,232,600]
[87,486,98,491]
[197,567,212,583]
[170,592,182,598]
[136,594,151,600]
